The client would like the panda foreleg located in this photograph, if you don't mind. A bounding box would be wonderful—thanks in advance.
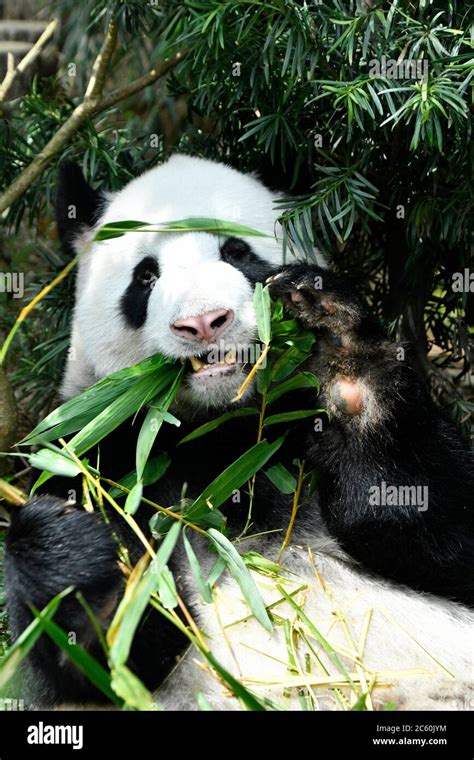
[268,264,474,606]
[4,496,122,706]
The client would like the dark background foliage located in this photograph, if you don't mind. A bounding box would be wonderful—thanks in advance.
[0,0,472,434]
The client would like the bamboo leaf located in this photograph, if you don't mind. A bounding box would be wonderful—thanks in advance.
[156,565,178,609]
[95,218,272,241]
[254,283,272,344]
[124,480,143,515]
[32,607,121,705]
[179,408,259,445]
[108,454,171,497]
[264,463,297,494]
[110,664,155,710]
[186,436,285,519]
[0,589,70,689]
[21,354,174,445]
[266,372,319,405]
[183,531,213,603]
[29,449,82,478]
[108,522,181,667]
[208,529,273,633]
[264,409,325,427]
[135,367,183,480]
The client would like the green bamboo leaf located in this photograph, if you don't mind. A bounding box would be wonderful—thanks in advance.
[156,218,271,237]
[183,531,213,603]
[208,529,273,633]
[207,556,227,587]
[186,436,285,519]
[32,607,121,705]
[22,354,174,445]
[241,551,289,578]
[136,368,183,480]
[264,409,325,426]
[253,283,272,344]
[95,218,271,241]
[0,588,69,689]
[29,449,82,478]
[110,664,155,710]
[108,522,181,667]
[266,372,319,405]
[271,317,300,336]
[156,565,178,609]
[95,220,149,241]
[109,454,171,497]
[124,480,143,515]
[178,408,259,445]
[271,346,310,381]
[264,463,297,494]
[68,370,176,456]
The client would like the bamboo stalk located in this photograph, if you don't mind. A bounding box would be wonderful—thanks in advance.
[0,15,185,214]
[0,18,59,104]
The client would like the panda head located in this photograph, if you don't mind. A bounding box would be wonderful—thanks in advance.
[56,155,287,413]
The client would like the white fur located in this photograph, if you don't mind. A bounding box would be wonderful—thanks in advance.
[158,528,474,711]
[62,155,474,711]
[62,156,285,404]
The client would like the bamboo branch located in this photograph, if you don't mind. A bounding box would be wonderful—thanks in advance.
[84,18,118,102]
[0,18,59,103]
[98,51,186,111]
[0,19,186,215]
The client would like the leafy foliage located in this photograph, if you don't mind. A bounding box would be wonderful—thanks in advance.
[1,0,471,427]
[0,0,472,708]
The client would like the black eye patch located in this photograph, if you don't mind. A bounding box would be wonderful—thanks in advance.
[219,237,274,285]
[120,256,160,329]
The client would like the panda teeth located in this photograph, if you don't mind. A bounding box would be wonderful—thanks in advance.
[189,351,238,373]
[189,356,206,372]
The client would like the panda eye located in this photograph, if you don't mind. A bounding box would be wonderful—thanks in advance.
[134,257,159,288]
[220,237,251,260]
[137,270,156,287]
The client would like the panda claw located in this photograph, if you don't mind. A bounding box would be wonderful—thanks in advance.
[268,264,362,335]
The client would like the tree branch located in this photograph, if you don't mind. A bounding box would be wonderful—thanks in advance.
[84,18,117,102]
[98,50,186,111]
[0,22,186,215]
[0,18,59,104]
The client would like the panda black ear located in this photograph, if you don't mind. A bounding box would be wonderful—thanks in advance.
[55,161,105,253]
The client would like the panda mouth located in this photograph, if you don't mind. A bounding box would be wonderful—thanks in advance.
[186,350,240,377]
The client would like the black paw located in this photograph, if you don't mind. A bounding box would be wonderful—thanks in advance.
[266,264,363,334]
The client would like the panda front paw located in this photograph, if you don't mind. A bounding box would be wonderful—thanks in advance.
[266,264,363,336]
[267,264,389,420]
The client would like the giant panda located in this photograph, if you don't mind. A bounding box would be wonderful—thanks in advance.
[4,155,474,711]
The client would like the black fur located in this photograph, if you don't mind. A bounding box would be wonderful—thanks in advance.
[269,265,474,604]
[5,496,186,707]
[5,497,121,705]
[55,162,105,255]
[220,237,275,284]
[4,167,474,706]
[120,256,160,329]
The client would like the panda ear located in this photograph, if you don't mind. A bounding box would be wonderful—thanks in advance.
[55,161,105,253]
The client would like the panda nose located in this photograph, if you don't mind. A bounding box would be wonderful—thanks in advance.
[171,308,234,342]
